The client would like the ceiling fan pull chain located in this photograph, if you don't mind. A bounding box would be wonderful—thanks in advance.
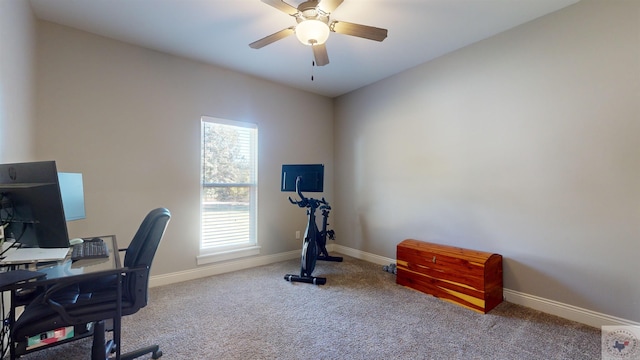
[311,60,316,81]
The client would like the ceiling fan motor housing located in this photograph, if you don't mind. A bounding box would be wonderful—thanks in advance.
[296,1,329,24]
[298,1,321,15]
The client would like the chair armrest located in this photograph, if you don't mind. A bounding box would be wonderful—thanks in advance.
[37,266,148,324]
[40,268,124,300]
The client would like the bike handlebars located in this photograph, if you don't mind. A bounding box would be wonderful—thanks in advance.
[288,176,329,209]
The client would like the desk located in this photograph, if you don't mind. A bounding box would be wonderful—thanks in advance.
[30,235,120,284]
[1,235,120,282]
[0,235,121,359]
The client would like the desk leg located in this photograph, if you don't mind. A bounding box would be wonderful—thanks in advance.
[114,272,122,360]
[9,290,16,360]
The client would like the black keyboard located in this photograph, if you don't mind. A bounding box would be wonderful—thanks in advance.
[71,239,109,261]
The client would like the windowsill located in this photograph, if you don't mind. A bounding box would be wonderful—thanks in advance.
[196,245,261,265]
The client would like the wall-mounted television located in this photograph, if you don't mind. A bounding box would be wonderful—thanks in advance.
[281,164,324,193]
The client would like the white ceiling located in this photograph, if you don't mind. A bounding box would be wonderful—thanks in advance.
[28,0,579,98]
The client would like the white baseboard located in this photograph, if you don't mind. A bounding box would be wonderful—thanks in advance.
[331,244,395,266]
[150,244,637,328]
[503,289,640,328]
[149,249,300,288]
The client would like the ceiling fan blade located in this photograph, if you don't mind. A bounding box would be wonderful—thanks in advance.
[249,27,295,49]
[330,21,388,42]
[319,0,344,13]
[260,0,299,15]
[312,43,329,66]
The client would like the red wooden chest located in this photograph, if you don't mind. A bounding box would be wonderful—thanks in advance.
[396,239,503,314]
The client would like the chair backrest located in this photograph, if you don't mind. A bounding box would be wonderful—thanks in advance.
[124,207,171,268]
[122,208,171,308]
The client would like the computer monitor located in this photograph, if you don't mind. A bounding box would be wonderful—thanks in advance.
[281,164,324,192]
[58,172,86,221]
[0,161,80,248]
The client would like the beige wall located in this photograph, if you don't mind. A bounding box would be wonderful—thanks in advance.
[34,22,333,276]
[0,0,37,162]
[334,0,640,322]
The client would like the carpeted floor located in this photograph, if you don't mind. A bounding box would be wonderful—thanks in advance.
[17,255,601,359]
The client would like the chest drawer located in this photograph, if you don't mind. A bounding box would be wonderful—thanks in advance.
[396,239,503,314]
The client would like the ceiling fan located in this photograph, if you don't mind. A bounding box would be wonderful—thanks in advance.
[249,0,388,66]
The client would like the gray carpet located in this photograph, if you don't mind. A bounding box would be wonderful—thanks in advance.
[18,255,601,359]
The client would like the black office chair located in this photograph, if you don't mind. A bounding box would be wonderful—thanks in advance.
[11,208,171,360]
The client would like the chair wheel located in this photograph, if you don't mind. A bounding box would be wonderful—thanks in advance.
[152,350,163,359]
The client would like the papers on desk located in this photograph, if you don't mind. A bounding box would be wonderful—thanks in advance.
[0,247,70,265]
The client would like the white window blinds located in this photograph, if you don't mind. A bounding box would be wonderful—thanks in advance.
[200,117,257,251]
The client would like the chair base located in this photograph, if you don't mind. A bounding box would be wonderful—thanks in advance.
[91,320,162,360]
[120,345,162,360]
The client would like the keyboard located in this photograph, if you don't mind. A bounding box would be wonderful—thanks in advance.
[71,239,109,261]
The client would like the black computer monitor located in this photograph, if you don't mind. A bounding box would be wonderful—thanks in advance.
[280,164,324,192]
[0,161,78,248]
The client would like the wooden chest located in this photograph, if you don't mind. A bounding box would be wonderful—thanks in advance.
[396,239,503,314]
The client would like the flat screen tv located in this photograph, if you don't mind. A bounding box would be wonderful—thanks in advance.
[281,164,324,193]
[0,161,81,248]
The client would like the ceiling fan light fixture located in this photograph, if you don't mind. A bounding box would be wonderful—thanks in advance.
[295,19,330,46]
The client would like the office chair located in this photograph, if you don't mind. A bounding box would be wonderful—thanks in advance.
[10,208,171,360]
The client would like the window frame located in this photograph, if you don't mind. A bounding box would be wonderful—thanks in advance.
[197,116,260,265]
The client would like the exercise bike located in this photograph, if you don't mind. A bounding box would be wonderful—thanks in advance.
[284,176,343,285]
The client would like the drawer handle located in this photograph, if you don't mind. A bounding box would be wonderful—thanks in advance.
[432,256,436,263]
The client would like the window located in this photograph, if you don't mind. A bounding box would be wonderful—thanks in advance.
[198,116,259,264]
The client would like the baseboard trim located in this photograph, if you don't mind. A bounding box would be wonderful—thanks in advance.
[331,244,395,266]
[149,249,300,288]
[150,244,637,328]
[503,289,639,328]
